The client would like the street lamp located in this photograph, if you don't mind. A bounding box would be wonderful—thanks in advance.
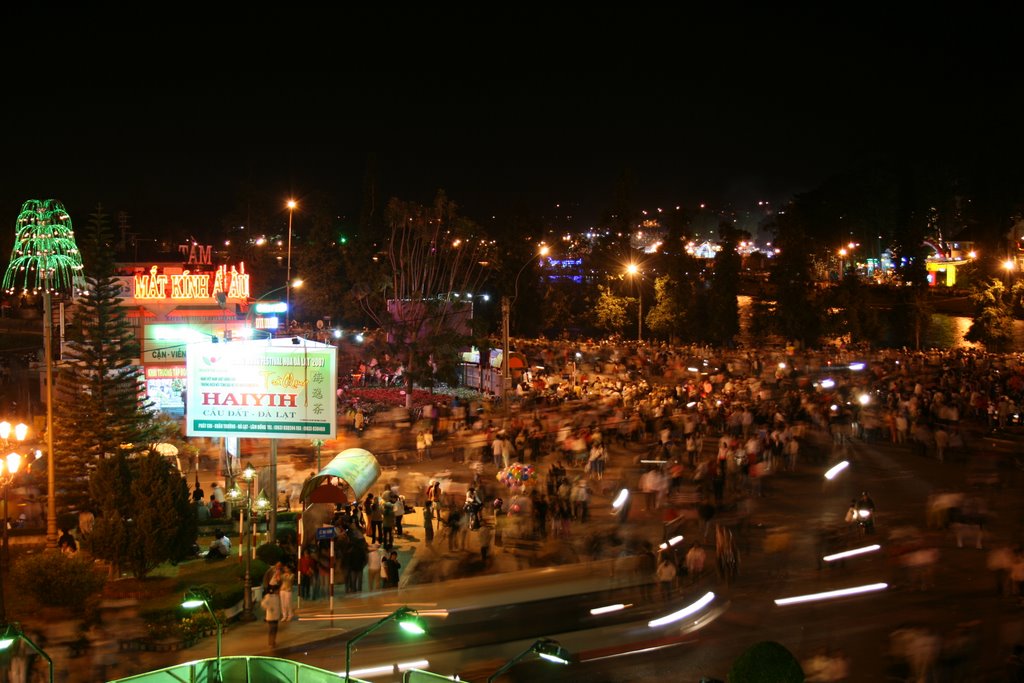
[228,462,261,619]
[286,199,298,331]
[182,587,223,683]
[0,452,21,623]
[1003,258,1015,286]
[344,606,427,682]
[0,422,27,560]
[502,244,549,414]
[625,263,643,342]
[486,638,571,682]
[0,623,52,683]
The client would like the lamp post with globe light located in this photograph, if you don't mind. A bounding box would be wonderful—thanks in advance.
[226,463,268,620]
[0,422,27,567]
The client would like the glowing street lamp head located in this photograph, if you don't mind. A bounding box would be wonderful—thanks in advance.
[1003,259,1015,272]
[292,278,304,288]
[287,199,297,211]
[539,245,550,256]
[626,263,639,276]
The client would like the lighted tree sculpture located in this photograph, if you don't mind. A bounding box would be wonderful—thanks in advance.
[2,199,84,548]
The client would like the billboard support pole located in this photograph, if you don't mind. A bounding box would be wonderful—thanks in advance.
[269,439,278,544]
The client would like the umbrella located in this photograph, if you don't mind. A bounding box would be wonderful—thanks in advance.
[153,442,179,456]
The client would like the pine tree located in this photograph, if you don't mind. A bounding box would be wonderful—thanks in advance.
[54,205,159,512]
[88,452,196,578]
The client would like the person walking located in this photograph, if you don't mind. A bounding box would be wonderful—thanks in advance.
[395,494,407,536]
[423,503,434,544]
[278,563,295,622]
[447,506,463,551]
[298,546,315,600]
[478,520,494,564]
[381,497,396,549]
[366,494,383,545]
[384,551,401,589]
[261,562,283,648]
[685,542,707,583]
[367,543,385,592]
[656,553,677,601]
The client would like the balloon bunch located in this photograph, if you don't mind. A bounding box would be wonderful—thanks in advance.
[496,462,536,488]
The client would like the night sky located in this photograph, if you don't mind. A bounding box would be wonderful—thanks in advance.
[2,9,1020,240]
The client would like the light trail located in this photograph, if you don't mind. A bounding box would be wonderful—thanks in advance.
[775,582,888,606]
[823,544,881,562]
[648,591,716,627]
[824,460,849,480]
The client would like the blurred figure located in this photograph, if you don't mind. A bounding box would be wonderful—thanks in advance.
[803,646,850,682]
[890,626,941,683]
[685,542,706,583]
[951,495,986,549]
[655,552,677,600]
[988,543,1015,596]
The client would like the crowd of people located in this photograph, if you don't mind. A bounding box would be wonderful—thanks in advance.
[248,338,1024,678]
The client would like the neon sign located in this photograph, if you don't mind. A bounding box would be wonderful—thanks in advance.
[134,263,250,301]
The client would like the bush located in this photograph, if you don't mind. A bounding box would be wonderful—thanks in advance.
[255,542,284,566]
[11,551,107,611]
[729,641,804,683]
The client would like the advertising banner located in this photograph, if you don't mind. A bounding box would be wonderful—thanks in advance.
[186,338,337,438]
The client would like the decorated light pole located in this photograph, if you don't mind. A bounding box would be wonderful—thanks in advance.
[2,200,83,549]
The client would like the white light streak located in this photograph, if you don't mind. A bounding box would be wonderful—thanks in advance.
[648,592,716,627]
[823,544,881,562]
[824,460,849,480]
[659,535,684,550]
[849,362,866,371]
[612,488,630,510]
[590,603,629,615]
[774,583,887,606]
[345,660,430,678]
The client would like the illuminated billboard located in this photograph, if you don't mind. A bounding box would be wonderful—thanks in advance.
[143,322,253,364]
[185,338,337,439]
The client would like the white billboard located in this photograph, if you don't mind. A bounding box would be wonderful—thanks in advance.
[185,338,337,439]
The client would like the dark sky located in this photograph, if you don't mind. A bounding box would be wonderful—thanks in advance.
[2,9,1021,239]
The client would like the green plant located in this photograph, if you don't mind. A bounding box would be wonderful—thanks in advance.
[11,551,107,611]
[729,641,804,683]
[255,542,284,566]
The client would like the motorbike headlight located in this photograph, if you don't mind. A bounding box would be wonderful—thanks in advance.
[858,509,871,518]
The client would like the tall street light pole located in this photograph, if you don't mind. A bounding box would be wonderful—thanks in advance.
[502,245,548,416]
[626,263,642,342]
[2,200,84,551]
[285,199,297,332]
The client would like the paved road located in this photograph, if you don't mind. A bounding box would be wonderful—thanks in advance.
[118,419,1024,682]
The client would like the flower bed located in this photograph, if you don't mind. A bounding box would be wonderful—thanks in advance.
[344,387,453,409]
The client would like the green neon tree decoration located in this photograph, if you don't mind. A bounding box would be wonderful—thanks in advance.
[2,199,84,295]
[2,198,83,549]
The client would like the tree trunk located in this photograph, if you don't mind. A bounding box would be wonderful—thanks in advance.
[405,349,414,410]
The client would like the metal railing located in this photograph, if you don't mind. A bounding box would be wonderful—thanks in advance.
[107,655,369,683]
